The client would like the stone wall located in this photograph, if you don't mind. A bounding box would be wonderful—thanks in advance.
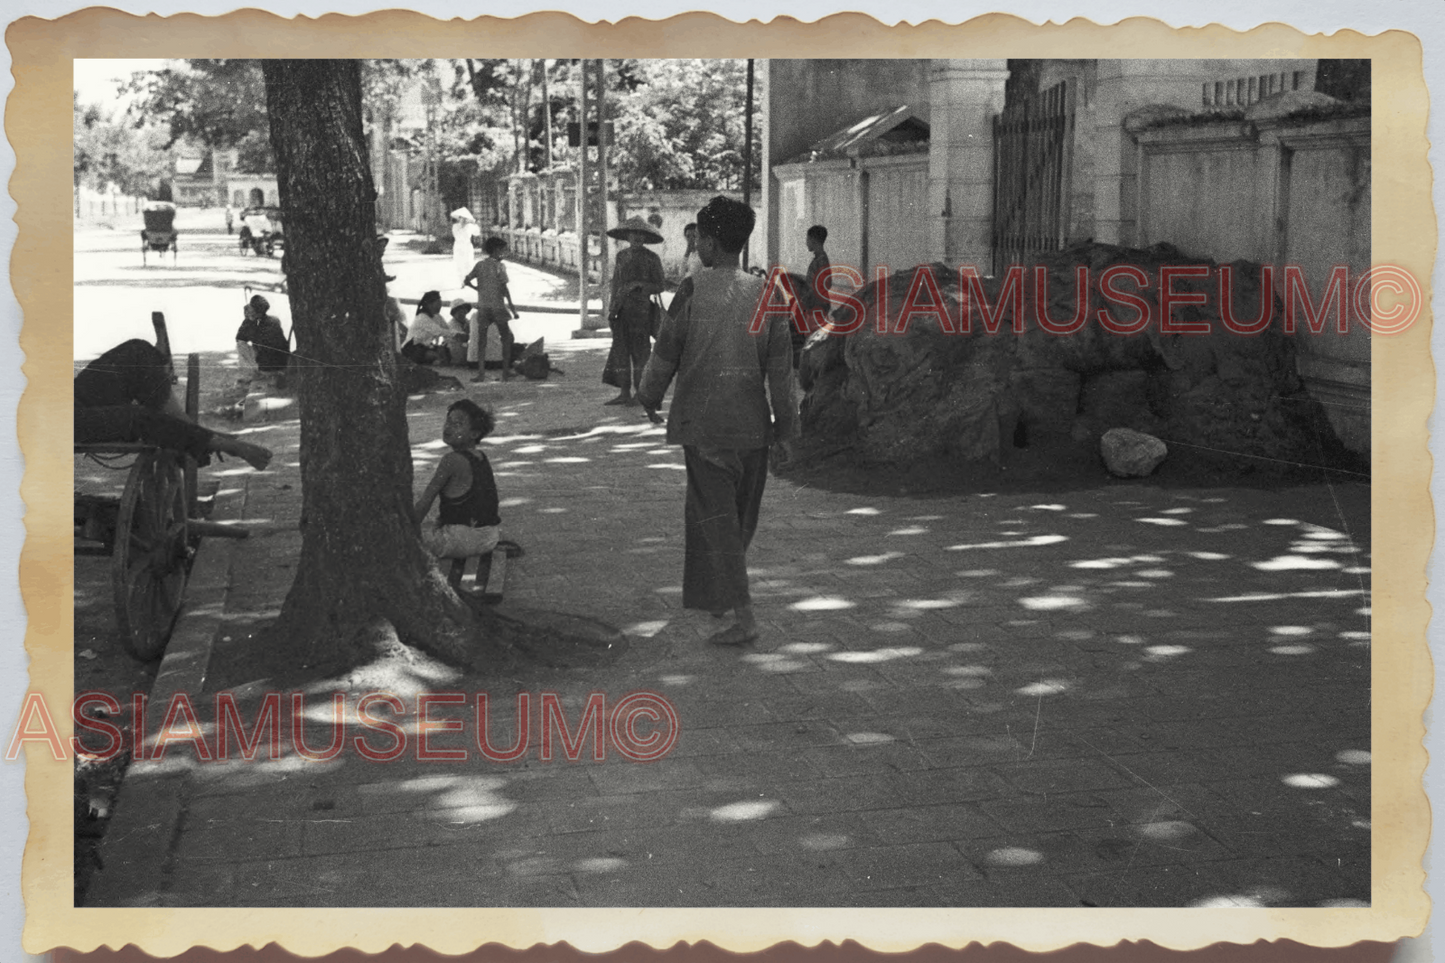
[491,170,740,284]
[616,189,741,278]
[1132,112,1370,456]
[1009,59,1320,247]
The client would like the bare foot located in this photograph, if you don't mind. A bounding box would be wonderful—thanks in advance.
[226,439,273,471]
[708,623,760,646]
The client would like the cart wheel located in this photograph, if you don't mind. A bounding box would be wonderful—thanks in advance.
[112,449,190,661]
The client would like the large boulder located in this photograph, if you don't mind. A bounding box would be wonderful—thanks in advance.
[797,241,1349,473]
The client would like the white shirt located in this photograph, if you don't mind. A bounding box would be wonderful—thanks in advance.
[405,310,464,347]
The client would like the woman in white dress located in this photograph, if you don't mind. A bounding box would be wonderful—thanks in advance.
[450,207,480,286]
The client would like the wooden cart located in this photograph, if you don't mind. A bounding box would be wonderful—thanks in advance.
[140,202,178,266]
[74,313,247,660]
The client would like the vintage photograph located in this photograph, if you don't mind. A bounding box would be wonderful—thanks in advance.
[66,54,1379,913]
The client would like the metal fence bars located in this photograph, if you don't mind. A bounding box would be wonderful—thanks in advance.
[991,80,1075,276]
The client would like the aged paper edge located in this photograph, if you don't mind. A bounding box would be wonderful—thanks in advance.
[12,8,1433,957]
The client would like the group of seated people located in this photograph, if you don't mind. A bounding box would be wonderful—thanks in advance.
[235,286,474,383]
[397,289,472,366]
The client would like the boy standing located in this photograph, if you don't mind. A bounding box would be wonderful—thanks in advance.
[682,222,703,280]
[414,399,502,562]
[798,224,833,363]
[463,237,520,383]
[638,196,796,647]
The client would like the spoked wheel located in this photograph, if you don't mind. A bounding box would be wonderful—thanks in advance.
[111,449,190,660]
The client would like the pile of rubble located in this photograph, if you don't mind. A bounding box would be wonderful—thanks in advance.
[796,240,1353,476]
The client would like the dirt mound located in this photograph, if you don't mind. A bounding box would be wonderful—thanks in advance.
[797,240,1360,478]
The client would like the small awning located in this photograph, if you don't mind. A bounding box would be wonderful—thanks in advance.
[787,106,931,164]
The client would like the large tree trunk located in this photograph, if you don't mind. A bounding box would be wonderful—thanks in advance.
[261,60,489,669]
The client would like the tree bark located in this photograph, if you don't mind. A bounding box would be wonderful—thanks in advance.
[261,60,489,670]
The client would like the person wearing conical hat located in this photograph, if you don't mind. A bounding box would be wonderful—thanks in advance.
[451,206,480,286]
[602,216,665,406]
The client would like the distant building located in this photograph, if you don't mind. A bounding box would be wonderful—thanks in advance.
[168,148,278,207]
[169,152,215,206]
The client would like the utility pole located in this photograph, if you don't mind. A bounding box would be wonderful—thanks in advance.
[512,63,523,176]
[423,73,442,245]
[598,60,610,321]
[541,59,553,169]
[576,58,611,334]
[743,58,755,268]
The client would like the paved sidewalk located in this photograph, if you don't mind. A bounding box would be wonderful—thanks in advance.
[85,341,1371,909]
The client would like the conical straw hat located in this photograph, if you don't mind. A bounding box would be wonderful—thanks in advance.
[606,216,663,244]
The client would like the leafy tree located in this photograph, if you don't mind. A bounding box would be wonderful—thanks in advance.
[123,57,761,206]
[74,93,171,197]
[73,94,104,188]
[123,60,274,172]
[455,58,540,174]
[608,59,759,191]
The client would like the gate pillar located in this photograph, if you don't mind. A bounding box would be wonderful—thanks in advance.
[928,59,1010,270]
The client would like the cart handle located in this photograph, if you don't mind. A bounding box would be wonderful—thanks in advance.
[151,311,176,384]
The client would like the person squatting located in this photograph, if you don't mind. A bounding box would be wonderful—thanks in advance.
[413,398,502,565]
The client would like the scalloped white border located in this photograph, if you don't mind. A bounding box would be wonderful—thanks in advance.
[9,4,1443,960]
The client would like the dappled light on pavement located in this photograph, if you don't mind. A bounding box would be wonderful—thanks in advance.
[711,800,782,822]
[80,335,1371,909]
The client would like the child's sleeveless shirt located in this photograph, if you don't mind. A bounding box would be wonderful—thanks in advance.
[438,451,501,528]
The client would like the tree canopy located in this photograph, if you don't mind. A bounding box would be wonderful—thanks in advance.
[73,93,171,195]
[123,58,759,192]
[123,60,274,173]
[608,59,758,191]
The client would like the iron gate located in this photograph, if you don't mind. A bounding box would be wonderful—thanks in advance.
[992,80,1074,275]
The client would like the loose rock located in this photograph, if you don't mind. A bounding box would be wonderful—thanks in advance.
[1101,427,1169,477]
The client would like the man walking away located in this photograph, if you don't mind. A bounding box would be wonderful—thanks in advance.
[638,196,796,647]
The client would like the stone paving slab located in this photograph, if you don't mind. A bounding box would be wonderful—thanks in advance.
[85,333,1373,909]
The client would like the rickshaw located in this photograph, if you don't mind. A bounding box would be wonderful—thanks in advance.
[140,202,178,265]
[238,206,284,257]
[74,312,249,660]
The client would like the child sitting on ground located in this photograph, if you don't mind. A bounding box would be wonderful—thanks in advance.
[414,399,502,568]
